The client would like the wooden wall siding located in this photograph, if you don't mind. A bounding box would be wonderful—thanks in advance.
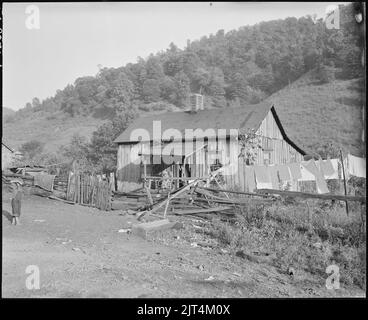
[253,137,303,165]
[116,144,143,192]
[116,109,304,192]
[256,110,283,139]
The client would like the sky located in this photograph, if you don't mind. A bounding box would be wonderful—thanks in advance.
[2,2,347,111]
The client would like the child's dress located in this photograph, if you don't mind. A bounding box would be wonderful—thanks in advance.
[11,187,23,217]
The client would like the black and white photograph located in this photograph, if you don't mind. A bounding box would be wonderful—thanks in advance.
[1,1,366,301]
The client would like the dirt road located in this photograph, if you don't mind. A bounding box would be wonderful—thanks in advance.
[2,194,364,298]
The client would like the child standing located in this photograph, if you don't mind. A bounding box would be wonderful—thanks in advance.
[10,178,24,225]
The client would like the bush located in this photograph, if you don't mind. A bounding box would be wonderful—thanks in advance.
[315,65,335,84]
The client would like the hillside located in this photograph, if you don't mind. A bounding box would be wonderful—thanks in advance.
[267,71,364,156]
[2,112,107,153]
[3,107,15,119]
[3,71,364,157]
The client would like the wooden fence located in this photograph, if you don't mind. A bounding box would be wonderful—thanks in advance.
[66,172,114,211]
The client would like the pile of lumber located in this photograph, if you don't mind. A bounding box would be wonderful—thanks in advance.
[129,178,276,221]
[112,189,170,211]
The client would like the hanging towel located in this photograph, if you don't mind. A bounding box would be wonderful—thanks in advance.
[321,159,338,179]
[275,165,291,181]
[254,165,271,183]
[300,161,318,181]
[34,173,55,191]
[347,154,366,178]
[269,165,279,189]
[288,162,302,180]
[245,166,256,192]
[302,160,329,194]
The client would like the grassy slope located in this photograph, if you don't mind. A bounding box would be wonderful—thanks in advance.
[1,107,181,153]
[3,107,15,118]
[2,112,107,153]
[266,72,364,156]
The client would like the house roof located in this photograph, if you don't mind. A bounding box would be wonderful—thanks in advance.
[2,141,14,153]
[114,102,307,155]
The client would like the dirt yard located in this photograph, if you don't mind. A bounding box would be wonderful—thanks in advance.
[2,194,365,298]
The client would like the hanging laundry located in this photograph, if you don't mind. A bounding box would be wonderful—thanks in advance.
[254,165,271,183]
[256,181,273,189]
[244,166,256,192]
[347,154,366,178]
[320,159,339,179]
[288,162,302,180]
[300,161,318,181]
[302,160,329,194]
[268,165,279,189]
[275,165,291,181]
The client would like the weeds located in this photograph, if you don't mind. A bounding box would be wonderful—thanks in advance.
[206,197,366,289]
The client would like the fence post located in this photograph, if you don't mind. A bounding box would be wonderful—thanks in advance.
[339,149,349,216]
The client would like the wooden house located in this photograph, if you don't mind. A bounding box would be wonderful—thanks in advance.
[2,142,23,171]
[113,102,306,192]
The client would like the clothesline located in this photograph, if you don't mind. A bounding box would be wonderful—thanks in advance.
[242,154,365,194]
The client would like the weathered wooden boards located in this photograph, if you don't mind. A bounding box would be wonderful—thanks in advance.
[66,172,113,210]
[173,206,232,215]
[257,188,366,203]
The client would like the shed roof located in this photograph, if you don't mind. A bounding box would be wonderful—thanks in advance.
[2,141,14,152]
[114,102,306,155]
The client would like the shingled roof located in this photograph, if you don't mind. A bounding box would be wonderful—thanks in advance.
[114,102,306,155]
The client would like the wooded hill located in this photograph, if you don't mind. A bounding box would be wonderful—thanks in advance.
[3,3,364,156]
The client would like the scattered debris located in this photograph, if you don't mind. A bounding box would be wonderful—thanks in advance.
[288,267,296,277]
[118,228,131,233]
[236,250,276,264]
[312,242,323,249]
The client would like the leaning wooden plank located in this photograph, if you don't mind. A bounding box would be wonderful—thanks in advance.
[198,187,272,198]
[48,195,75,204]
[144,185,154,206]
[131,219,182,239]
[137,179,201,220]
[257,189,366,203]
[3,173,34,180]
[173,206,232,215]
[204,198,274,205]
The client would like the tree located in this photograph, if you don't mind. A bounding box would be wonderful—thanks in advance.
[32,97,41,109]
[60,134,90,168]
[88,108,138,172]
[145,55,165,80]
[174,71,190,108]
[142,79,161,103]
[19,140,45,160]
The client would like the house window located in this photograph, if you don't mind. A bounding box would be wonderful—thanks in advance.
[263,152,272,165]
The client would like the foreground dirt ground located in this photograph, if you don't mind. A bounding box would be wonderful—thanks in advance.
[2,194,365,298]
